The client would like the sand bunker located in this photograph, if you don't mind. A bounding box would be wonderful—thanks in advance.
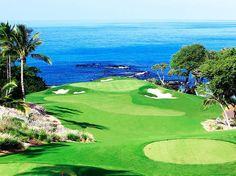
[53,89,69,94]
[73,91,86,95]
[100,78,113,82]
[145,88,176,99]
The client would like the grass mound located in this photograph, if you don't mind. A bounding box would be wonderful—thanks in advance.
[144,139,236,164]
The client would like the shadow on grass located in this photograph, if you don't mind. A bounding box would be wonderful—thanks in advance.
[45,106,108,130]
[0,143,69,159]
[62,119,109,130]
[47,106,83,117]
[15,164,142,176]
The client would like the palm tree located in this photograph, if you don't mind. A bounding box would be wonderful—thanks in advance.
[152,63,168,85]
[13,24,52,100]
[0,22,15,82]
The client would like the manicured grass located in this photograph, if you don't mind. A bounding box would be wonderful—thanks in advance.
[1,77,236,176]
[144,139,236,164]
[72,79,147,92]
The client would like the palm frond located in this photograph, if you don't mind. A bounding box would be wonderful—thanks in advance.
[31,54,52,64]
[32,32,41,40]
[203,98,217,109]
[1,81,17,95]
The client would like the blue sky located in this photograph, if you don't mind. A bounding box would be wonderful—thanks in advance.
[0,0,235,22]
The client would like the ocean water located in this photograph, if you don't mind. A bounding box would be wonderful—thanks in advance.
[28,22,236,85]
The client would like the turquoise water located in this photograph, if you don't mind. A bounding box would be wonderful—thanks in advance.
[28,22,236,85]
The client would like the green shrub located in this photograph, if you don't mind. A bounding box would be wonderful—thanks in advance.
[50,134,62,142]
[46,133,62,143]
[0,117,29,141]
[81,133,94,142]
[27,129,49,142]
[11,118,26,128]
[27,129,38,140]
[0,117,26,130]
[38,130,48,141]
[0,134,24,151]
[7,128,28,141]
[67,133,80,141]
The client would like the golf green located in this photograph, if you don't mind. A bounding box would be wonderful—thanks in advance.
[1,77,236,176]
[144,139,236,164]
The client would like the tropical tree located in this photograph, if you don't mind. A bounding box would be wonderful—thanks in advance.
[170,44,208,92]
[13,24,52,100]
[152,63,168,85]
[200,51,236,110]
[199,50,236,124]
[0,22,15,82]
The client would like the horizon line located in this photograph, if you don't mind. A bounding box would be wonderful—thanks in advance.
[1,19,236,27]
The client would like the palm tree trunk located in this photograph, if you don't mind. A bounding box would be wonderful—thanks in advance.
[7,56,12,95]
[20,58,25,100]
[8,56,11,82]
[6,58,9,81]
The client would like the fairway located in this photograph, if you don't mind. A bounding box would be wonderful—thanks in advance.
[45,93,185,116]
[144,139,236,164]
[72,79,147,92]
[0,77,236,176]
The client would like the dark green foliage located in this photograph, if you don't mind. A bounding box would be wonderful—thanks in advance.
[0,137,24,151]
[10,65,46,99]
[0,79,28,111]
[200,49,236,107]
[0,61,47,99]
[170,44,208,91]
[38,130,48,141]
[217,48,236,59]
[171,44,207,72]
[67,133,80,141]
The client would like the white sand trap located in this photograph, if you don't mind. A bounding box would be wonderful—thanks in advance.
[145,88,176,99]
[100,78,113,82]
[73,91,86,95]
[135,71,147,76]
[53,89,69,94]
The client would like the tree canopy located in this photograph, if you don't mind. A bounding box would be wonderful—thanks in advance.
[170,44,208,73]
[200,50,236,108]
[170,44,208,91]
